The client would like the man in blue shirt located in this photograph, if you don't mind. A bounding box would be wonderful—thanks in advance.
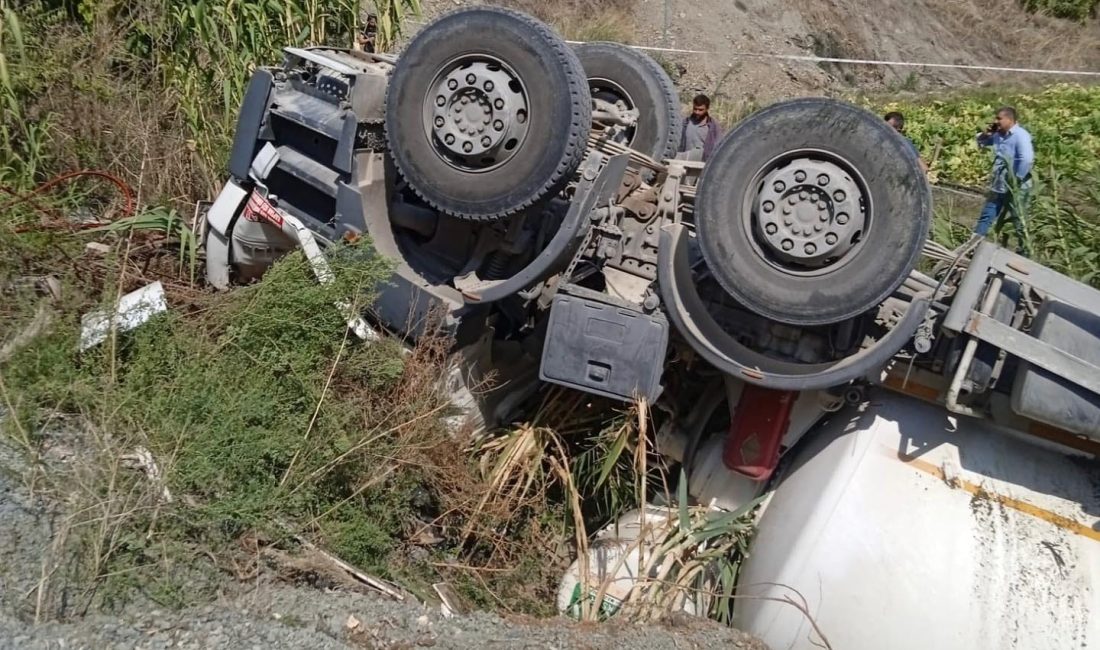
[884,112,928,174]
[974,105,1034,256]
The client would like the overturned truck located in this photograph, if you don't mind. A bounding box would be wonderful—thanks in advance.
[202,8,1100,649]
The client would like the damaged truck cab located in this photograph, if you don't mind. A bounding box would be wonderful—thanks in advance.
[202,7,1100,649]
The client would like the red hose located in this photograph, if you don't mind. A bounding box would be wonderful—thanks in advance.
[2,170,136,232]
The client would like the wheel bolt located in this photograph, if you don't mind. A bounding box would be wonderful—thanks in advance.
[834,190,846,202]
[765,223,778,235]
[463,141,473,153]
[837,213,849,225]
[436,95,447,107]
[783,206,792,215]
[445,134,455,145]
[482,136,492,147]
[817,174,830,186]
[466,73,476,85]
[484,80,494,91]
[819,214,828,222]
[805,243,817,255]
[461,96,470,105]
[448,79,458,90]
[762,200,775,213]
[825,233,838,245]
[788,196,798,206]
[817,201,827,210]
[434,116,445,128]
[814,223,823,232]
[494,120,504,131]
[495,99,505,110]
[781,239,794,251]
[799,191,808,200]
[794,170,807,182]
[773,181,786,193]
[517,110,527,123]
[783,218,793,226]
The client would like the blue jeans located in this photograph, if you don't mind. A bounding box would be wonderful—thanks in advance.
[974,188,1030,254]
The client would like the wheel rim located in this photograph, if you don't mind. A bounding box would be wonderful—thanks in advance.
[741,151,870,277]
[422,55,530,173]
[588,77,638,147]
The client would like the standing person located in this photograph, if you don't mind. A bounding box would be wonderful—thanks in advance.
[884,111,928,174]
[678,94,722,162]
[974,105,1034,256]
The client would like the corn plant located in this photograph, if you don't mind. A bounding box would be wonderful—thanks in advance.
[86,207,200,282]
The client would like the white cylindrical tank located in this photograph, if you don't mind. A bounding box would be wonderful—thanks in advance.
[734,391,1100,650]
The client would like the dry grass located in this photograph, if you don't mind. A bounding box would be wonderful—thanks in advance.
[490,0,637,43]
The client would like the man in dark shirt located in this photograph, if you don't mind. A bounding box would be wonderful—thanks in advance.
[884,111,928,174]
[678,94,722,162]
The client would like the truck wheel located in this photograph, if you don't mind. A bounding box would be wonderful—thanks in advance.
[574,42,679,161]
[385,7,591,222]
[694,98,931,326]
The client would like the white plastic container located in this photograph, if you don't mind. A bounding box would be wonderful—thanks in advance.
[556,505,715,618]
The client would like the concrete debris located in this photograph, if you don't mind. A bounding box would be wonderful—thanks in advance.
[78,281,167,351]
[120,446,173,503]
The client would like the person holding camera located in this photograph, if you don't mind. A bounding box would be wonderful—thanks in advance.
[974,106,1034,256]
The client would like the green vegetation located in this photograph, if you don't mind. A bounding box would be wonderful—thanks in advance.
[1022,0,1098,21]
[871,84,1100,285]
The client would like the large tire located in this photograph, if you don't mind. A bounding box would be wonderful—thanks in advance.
[385,7,591,222]
[573,42,680,161]
[694,98,931,326]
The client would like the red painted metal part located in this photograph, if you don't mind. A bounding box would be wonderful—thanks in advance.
[722,385,797,481]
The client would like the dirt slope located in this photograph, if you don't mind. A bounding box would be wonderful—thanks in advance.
[635,0,1100,101]
[418,0,1100,105]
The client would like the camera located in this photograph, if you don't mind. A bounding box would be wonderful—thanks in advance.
[986,121,999,133]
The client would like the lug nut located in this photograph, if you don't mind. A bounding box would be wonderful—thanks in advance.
[517,110,527,123]
[482,136,492,147]
[466,73,476,84]
[461,96,470,105]
[448,79,458,90]
[817,201,827,210]
[794,170,807,182]
[783,218,793,226]
[781,239,794,251]
[762,200,775,213]
[834,190,846,202]
[837,213,849,225]
[484,80,494,91]
[825,233,838,245]
[805,243,817,255]
[765,223,778,235]
[436,95,447,107]
[444,134,455,145]
[495,99,505,110]
[773,181,786,193]
[434,116,445,128]
[783,206,792,215]
[817,174,830,186]
[799,191,808,200]
[493,120,504,131]
[463,141,473,153]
